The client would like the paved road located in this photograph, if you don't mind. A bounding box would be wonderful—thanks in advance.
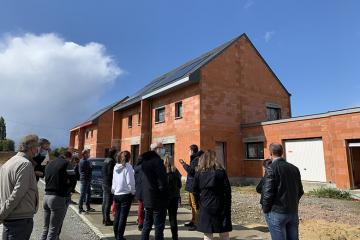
[1,183,99,240]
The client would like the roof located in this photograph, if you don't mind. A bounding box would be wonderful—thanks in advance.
[114,33,248,111]
[71,96,128,131]
[241,106,360,128]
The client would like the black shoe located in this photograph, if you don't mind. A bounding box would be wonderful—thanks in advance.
[138,224,143,231]
[104,220,113,226]
[188,225,197,231]
[86,207,96,212]
[78,209,85,214]
[184,222,194,227]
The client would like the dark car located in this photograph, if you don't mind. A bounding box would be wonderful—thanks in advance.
[89,158,105,199]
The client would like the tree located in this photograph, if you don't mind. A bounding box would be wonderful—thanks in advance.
[0,117,6,140]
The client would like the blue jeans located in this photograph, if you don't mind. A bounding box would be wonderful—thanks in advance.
[79,181,91,210]
[265,212,299,240]
[2,218,33,240]
[113,194,133,240]
[141,208,167,240]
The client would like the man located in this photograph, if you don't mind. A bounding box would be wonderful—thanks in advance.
[140,142,168,240]
[0,134,39,240]
[179,144,203,231]
[101,147,117,226]
[40,150,71,240]
[78,149,95,213]
[262,143,304,240]
[32,138,51,181]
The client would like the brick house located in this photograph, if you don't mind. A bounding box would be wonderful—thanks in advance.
[69,97,128,157]
[110,33,291,177]
[69,33,360,190]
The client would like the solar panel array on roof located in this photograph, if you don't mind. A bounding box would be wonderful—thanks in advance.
[115,35,242,110]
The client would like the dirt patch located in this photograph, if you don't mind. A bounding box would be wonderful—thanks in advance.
[300,220,360,240]
[229,187,360,240]
[0,151,16,164]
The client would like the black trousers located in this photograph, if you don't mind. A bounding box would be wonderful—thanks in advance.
[102,185,113,222]
[167,197,179,240]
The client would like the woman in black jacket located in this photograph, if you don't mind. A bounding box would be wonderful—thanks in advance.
[164,154,182,240]
[255,159,272,206]
[193,150,232,240]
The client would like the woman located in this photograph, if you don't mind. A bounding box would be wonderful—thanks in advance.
[256,159,272,206]
[164,154,182,240]
[193,150,232,240]
[112,151,136,240]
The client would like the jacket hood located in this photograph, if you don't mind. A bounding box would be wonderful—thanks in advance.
[114,163,126,173]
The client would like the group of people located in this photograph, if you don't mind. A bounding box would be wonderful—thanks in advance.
[99,142,232,240]
[0,133,303,240]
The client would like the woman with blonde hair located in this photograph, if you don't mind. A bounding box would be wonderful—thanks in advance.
[164,154,182,240]
[193,150,232,240]
[112,151,135,240]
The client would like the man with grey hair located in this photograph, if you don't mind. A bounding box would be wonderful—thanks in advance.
[0,134,40,240]
[262,143,304,240]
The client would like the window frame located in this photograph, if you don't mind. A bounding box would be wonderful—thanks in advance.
[155,106,166,124]
[266,107,282,121]
[175,101,183,119]
[128,115,133,128]
[245,142,265,160]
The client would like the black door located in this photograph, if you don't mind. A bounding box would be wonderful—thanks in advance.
[131,145,140,165]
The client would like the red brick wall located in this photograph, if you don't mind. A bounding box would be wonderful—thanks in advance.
[83,125,98,157]
[151,85,201,176]
[119,104,142,152]
[242,112,360,189]
[96,109,115,157]
[200,35,291,177]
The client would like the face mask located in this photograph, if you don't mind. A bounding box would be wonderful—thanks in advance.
[40,149,48,157]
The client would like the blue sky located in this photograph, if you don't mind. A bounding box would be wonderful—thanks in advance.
[0,0,359,146]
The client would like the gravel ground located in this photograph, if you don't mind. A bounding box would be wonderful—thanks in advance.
[229,186,360,226]
[0,183,99,240]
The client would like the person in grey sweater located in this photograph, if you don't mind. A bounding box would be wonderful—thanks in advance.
[0,134,40,240]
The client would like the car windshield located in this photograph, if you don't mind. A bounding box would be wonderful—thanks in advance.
[89,158,105,178]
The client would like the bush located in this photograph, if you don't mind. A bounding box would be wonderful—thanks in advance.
[308,187,352,200]
[0,139,15,151]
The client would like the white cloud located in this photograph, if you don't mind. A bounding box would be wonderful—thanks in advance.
[0,33,123,147]
[244,0,255,9]
[264,31,275,43]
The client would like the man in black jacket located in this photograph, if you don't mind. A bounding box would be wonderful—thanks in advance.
[78,149,94,213]
[179,144,203,231]
[262,143,304,240]
[101,147,117,226]
[32,138,51,181]
[41,153,70,240]
[140,142,168,240]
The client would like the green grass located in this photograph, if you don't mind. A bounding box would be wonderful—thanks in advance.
[308,187,353,200]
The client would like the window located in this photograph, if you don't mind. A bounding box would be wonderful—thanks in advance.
[155,107,165,123]
[267,107,281,121]
[137,112,141,126]
[246,142,264,159]
[175,102,183,119]
[90,130,93,138]
[215,142,227,168]
[85,131,89,139]
[163,143,174,158]
[128,115,132,128]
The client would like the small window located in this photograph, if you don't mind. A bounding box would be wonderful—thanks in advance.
[90,130,93,138]
[155,107,165,123]
[267,107,281,121]
[85,131,89,139]
[137,112,141,126]
[175,102,183,119]
[128,115,132,128]
[246,142,264,159]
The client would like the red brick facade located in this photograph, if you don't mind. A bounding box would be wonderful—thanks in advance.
[69,34,359,189]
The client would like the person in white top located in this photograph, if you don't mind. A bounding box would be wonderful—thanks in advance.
[111,151,135,240]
